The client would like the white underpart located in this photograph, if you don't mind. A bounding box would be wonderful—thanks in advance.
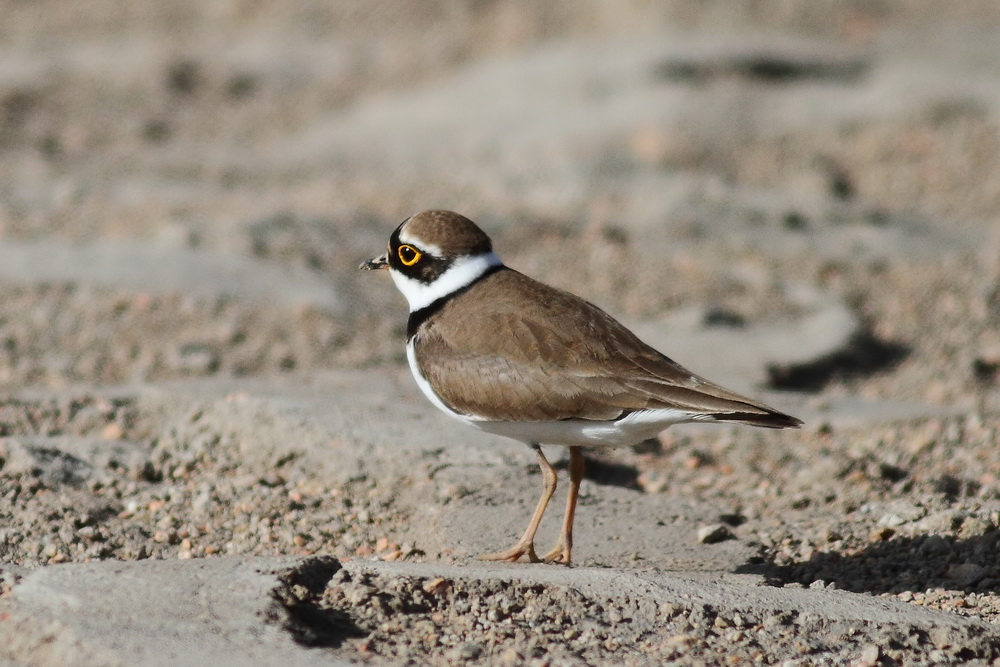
[390,251,503,312]
[406,338,468,421]
[406,337,707,448]
[469,407,701,448]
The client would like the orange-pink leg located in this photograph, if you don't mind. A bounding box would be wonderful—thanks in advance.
[543,446,584,565]
[479,443,556,563]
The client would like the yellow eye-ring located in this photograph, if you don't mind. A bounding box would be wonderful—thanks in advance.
[397,244,421,266]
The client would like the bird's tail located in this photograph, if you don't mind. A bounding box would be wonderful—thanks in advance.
[711,409,803,429]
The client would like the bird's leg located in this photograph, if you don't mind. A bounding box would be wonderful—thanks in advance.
[479,443,556,563]
[543,446,584,565]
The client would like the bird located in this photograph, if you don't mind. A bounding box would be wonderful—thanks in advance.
[360,210,801,565]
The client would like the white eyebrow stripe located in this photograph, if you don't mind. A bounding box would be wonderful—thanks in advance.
[398,229,444,258]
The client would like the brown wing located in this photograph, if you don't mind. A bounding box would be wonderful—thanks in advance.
[414,269,800,428]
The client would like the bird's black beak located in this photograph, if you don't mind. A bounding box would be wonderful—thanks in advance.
[359,254,389,271]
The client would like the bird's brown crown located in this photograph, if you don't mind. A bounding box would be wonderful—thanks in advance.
[392,210,494,260]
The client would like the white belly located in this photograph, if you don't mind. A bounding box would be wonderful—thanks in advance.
[466,408,696,447]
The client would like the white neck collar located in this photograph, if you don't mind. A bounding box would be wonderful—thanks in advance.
[390,251,503,312]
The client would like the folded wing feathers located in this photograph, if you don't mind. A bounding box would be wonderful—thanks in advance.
[417,268,802,429]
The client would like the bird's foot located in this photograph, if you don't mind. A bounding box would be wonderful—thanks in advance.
[542,543,572,566]
[478,541,540,563]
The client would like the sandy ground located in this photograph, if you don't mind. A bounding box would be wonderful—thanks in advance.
[0,2,999,664]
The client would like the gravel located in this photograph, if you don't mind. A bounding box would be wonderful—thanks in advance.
[1,1,1000,664]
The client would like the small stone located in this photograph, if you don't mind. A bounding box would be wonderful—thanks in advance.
[869,526,894,542]
[857,644,880,666]
[878,513,905,528]
[449,642,483,660]
[499,648,521,665]
[422,577,450,594]
[958,516,991,539]
[697,524,734,544]
[929,626,955,649]
[666,634,697,647]
[659,602,682,618]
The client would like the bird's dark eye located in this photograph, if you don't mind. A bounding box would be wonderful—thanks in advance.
[397,244,421,266]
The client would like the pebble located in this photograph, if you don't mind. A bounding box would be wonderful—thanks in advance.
[958,516,991,539]
[697,524,735,544]
[449,642,484,660]
[915,509,960,533]
[857,644,880,666]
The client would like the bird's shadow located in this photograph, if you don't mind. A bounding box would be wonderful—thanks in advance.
[737,530,1000,595]
[579,453,642,490]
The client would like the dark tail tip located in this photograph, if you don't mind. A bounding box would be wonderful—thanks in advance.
[716,410,803,430]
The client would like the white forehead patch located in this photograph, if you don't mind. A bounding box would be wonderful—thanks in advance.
[398,227,444,258]
[390,251,503,312]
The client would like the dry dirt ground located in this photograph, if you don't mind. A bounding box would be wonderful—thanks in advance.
[0,2,999,665]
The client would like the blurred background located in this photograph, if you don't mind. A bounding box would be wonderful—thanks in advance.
[1,4,1000,654]
[0,0,997,402]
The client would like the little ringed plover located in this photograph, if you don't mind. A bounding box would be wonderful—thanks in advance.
[361,210,801,565]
